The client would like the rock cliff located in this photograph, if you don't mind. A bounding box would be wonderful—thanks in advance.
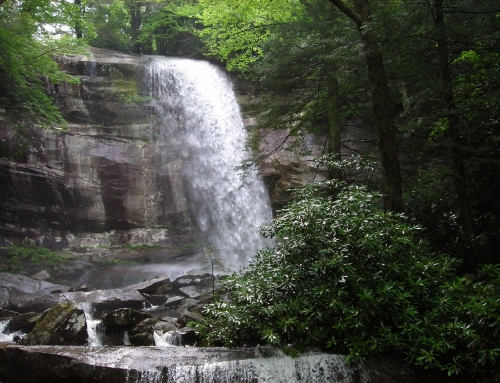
[0,49,197,254]
[0,48,327,256]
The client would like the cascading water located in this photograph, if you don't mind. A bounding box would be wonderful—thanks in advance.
[79,301,104,347]
[121,351,355,383]
[153,330,182,347]
[146,58,273,269]
[0,320,24,343]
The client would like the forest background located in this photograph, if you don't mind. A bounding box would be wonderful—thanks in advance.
[0,1,499,382]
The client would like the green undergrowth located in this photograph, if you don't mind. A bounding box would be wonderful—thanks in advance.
[195,170,500,383]
[0,244,67,274]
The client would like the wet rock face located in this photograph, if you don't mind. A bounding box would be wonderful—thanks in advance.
[20,302,87,346]
[101,308,151,327]
[0,48,197,250]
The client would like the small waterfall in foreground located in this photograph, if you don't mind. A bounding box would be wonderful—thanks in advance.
[0,320,24,343]
[153,330,182,347]
[79,302,104,347]
[147,58,273,269]
[124,352,354,383]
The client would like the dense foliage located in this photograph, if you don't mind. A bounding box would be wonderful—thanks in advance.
[200,170,500,381]
[0,0,83,131]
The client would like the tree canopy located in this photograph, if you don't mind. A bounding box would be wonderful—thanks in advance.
[0,0,85,132]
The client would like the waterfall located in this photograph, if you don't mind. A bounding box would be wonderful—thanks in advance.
[153,330,182,347]
[79,301,104,347]
[0,320,24,343]
[123,351,355,383]
[146,58,273,269]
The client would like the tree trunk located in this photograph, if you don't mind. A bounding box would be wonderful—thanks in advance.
[329,0,403,212]
[128,1,142,54]
[327,63,342,180]
[434,0,475,266]
[74,0,83,39]
[364,47,403,213]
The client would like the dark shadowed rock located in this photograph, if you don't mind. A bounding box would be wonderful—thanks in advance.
[0,308,18,320]
[156,281,173,295]
[129,332,154,346]
[5,312,41,333]
[20,302,87,346]
[177,327,200,346]
[142,294,167,306]
[164,295,185,309]
[130,317,158,335]
[101,308,151,327]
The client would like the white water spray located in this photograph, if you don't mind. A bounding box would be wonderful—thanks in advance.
[153,330,182,347]
[79,301,103,347]
[0,320,25,343]
[147,58,273,269]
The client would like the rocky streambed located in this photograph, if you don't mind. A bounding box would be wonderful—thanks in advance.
[0,271,440,383]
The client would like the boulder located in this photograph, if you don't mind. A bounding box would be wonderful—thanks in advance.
[173,273,213,288]
[154,320,177,333]
[155,281,173,295]
[0,309,19,320]
[20,302,87,346]
[0,273,69,300]
[124,276,172,295]
[176,298,204,326]
[30,270,50,281]
[64,289,147,317]
[129,332,154,346]
[101,308,151,327]
[164,295,185,309]
[147,307,180,319]
[5,312,41,333]
[130,317,158,335]
[6,293,66,314]
[0,288,9,308]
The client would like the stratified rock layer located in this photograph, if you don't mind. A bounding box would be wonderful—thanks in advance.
[0,48,197,253]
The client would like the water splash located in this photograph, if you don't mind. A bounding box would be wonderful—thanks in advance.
[153,330,182,347]
[122,351,354,383]
[146,58,273,269]
[79,301,103,347]
[0,320,25,343]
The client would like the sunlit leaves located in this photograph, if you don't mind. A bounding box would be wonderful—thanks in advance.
[197,0,305,70]
[0,0,84,131]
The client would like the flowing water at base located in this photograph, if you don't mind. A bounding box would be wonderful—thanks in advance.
[123,351,354,383]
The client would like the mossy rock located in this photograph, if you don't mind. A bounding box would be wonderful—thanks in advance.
[20,302,87,345]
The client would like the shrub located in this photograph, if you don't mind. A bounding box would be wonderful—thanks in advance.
[201,178,500,382]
